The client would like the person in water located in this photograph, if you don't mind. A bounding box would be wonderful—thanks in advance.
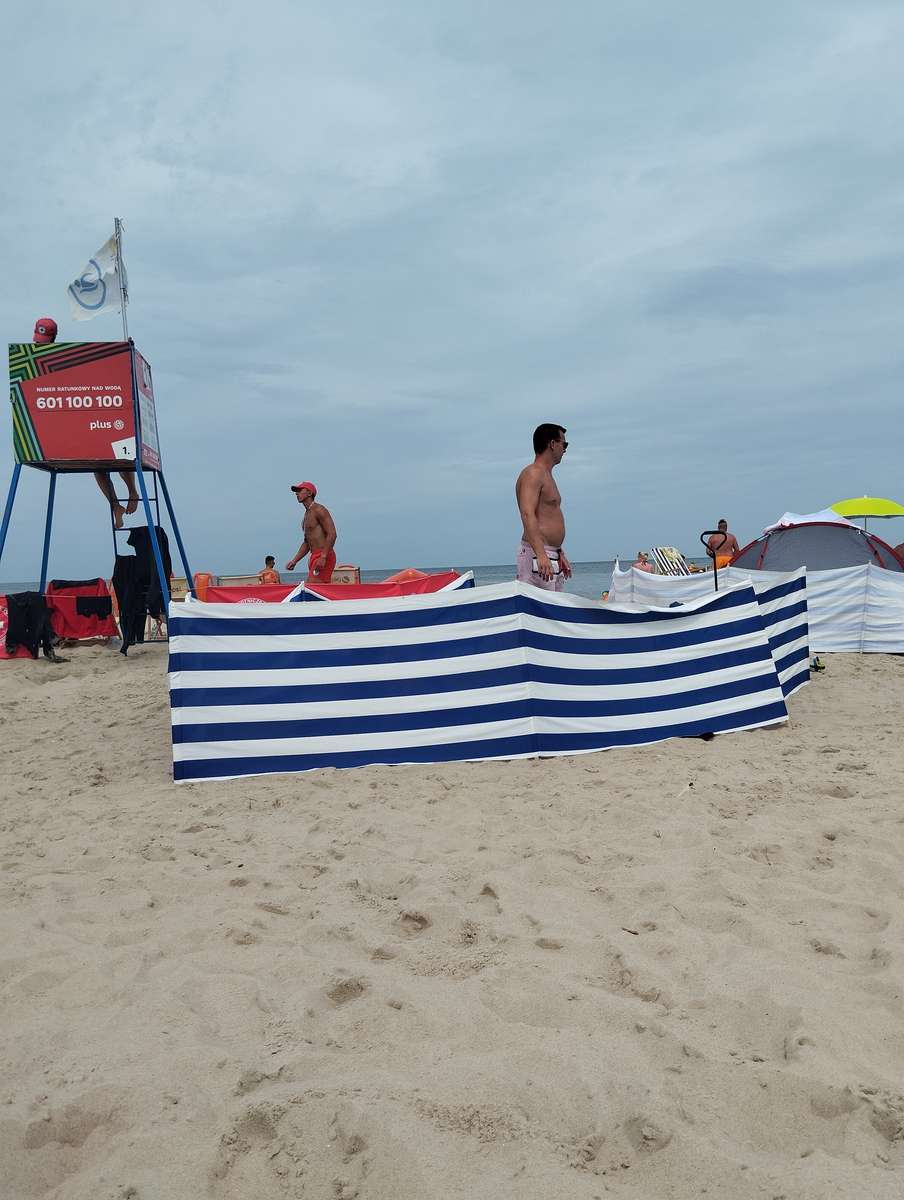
[258,556,280,584]
[285,482,338,582]
[515,423,572,591]
[32,317,139,529]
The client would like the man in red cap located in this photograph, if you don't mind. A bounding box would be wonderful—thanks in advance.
[33,317,58,344]
[286,482,337,582]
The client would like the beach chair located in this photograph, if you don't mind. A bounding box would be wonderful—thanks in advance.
[650,546,693,576]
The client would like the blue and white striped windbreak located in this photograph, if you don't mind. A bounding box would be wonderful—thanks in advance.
[607,566,809,698]
[169,580,794,783]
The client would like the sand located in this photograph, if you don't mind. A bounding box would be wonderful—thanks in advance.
[1,645,903,1199]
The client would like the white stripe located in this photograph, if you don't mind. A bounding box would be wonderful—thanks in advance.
[171,659,777,726]
[176,721,784,780]
[173,688,785,763]
[171,577,758,623]
[169,629,772,694]
[170,595,763,655]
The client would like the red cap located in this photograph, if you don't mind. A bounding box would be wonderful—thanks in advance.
[33,317,58,344]
[291,481,317,497]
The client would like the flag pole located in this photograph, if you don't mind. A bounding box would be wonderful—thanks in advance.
[114,217,129,342]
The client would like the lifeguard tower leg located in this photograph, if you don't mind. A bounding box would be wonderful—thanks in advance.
[157,471,196,598]
[134,464,170,609]
[0,465,22,569]
[38,471,57,593]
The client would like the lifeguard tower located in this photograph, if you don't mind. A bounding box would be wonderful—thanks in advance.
[1,335,194,614]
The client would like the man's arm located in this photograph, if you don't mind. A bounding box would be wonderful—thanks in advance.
[320,506,337,555]
[517,469,555,581]
[286,540,309,571]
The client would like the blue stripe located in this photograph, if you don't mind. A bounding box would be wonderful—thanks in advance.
[172,673,780,744]
[774,644,809,678]
[172,700,789,780]
[767,617,808,653]
[169,613,767,673]
[779,667,810,697]
[775,643,808,673]
[169,584,752,639]
[169,643,774,707]
[763,597,807,628]
[755,576,806,605]
[767,595,806,619]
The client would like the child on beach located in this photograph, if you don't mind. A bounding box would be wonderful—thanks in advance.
[258,556,280,585]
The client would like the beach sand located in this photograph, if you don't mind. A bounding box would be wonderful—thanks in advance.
[1,646,903,1198]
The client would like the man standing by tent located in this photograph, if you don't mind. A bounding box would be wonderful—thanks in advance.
[286,482,338,582]
[515,423,572,590]
[707,518,740,567]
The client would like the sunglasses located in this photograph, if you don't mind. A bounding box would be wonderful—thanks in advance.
[559,439,569,449]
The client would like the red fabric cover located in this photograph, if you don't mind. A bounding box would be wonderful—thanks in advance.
[206,585,296,603]
[0,595,33,660]
[304,571,461,600]
[382,567,428,583]
[44,579,118,640]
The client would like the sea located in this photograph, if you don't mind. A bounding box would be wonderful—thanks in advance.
[1,558,709,599]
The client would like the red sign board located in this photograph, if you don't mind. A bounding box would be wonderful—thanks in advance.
[9,341,162,469]
[206,585,296,603]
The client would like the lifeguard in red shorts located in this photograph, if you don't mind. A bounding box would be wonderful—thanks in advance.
[285,481,338,582]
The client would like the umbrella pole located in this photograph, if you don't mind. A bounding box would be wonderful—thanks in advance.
[700,530,727,592]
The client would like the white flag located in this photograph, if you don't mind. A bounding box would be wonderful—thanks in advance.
[67,235,126,321]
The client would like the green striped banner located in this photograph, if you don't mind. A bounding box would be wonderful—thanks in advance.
[10,382,43,462]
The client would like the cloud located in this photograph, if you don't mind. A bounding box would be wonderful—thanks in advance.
[2,1,904,581]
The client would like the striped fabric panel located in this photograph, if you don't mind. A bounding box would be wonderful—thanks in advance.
[749,572,809,698]
[607,567,809,698]
[10,384,43,462]
[168,581,790,783]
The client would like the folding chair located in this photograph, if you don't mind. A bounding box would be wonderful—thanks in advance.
[650,546,693,576]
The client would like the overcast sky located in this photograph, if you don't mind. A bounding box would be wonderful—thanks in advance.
[2,1,903,580]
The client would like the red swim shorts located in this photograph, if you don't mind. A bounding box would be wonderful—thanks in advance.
[308,548,336,583]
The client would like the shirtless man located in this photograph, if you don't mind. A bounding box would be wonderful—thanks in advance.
[515,423,572,591]
[286,482,338,582]
[32,317,138,528]
[706,518,740,564]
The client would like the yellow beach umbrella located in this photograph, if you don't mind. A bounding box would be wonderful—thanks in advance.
[830,496,904,532]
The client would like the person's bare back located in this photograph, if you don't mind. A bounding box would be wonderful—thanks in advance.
[707,519,740,559]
